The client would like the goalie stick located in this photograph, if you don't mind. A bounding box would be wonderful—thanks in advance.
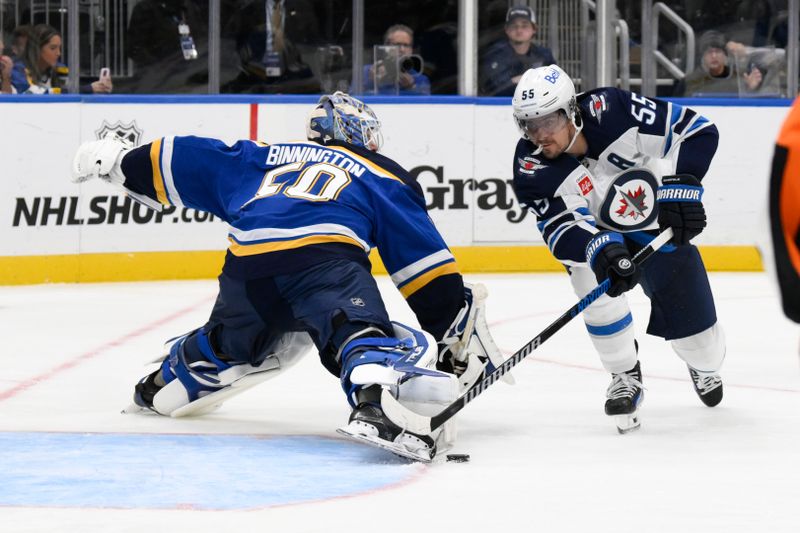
[381,228,674,435]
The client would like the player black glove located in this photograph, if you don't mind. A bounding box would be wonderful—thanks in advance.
[656,174,707,245]
[585,232,639,298]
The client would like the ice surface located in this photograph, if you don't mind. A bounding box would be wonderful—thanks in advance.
[1,273,798,532]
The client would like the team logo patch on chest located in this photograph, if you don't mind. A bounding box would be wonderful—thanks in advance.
[599,169,659,231]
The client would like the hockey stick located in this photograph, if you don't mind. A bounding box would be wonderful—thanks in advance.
[381,228,674,435]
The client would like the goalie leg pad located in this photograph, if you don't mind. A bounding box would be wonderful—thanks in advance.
[137,329,312,416]
[338,322,459,456]
[340,322,460,415]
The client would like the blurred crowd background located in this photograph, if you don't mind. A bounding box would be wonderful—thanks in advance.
[0,0,795,98]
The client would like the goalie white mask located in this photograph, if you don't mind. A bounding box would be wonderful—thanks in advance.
[306,91,384,152]
[512,65,583,154]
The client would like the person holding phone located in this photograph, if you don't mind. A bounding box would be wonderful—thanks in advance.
[11,24,112,94]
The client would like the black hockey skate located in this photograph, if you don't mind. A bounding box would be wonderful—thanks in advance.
[688,366,723,407]
[337,401,437,463]
[132,366,166,411]
[605,361,644,434]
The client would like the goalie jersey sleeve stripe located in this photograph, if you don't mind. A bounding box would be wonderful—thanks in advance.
[149,138,169,205]
[398,261,460,297]
[390,249,455,286]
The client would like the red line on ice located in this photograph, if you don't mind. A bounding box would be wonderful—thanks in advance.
[0,296,213,402]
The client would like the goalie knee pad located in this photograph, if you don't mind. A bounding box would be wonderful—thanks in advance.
[671,322,726,373]
[339,322,459,417]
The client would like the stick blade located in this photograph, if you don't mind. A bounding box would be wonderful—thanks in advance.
[380,388,435,435]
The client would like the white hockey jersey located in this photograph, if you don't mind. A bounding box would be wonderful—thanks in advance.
[512,87,719,266]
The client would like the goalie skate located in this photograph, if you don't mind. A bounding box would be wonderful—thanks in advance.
[337,425,436,463]
[336,402,438,463]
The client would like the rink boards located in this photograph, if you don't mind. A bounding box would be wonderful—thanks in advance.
[0,95,782,284]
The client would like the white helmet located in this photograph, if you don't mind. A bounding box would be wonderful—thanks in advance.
[512,65,582,144]
[306,91,384,151]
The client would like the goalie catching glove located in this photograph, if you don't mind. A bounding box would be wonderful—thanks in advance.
[437,283,514,391]
[71,134,130,185]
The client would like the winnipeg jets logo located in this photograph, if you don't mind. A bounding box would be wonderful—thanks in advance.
[599,169,658,231]
[95,120,143,146]
[589,94,608,124]
[614,184,648,219]
[517,156,546,176]
[350,297,365,307]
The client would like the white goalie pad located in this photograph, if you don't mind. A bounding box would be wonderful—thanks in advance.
[127,331,313,417]
[348,322,460,417]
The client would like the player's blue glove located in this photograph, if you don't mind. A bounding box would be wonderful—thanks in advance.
[656,174,707,245]
[586,232,639,298]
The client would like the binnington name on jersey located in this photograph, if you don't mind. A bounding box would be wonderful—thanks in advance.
[266,144,367,177]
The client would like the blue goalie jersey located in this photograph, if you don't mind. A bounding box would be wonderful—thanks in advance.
[118,136,461,305]
[512,87,719,267]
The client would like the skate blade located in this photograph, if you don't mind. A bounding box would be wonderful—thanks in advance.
[336,426,434,463]
[121,402,150,415]
[614,412,641,434]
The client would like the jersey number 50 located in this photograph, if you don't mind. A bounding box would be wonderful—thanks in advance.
[243,161,352,208]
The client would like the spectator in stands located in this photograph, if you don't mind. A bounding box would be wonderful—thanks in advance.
[11,24,112,94]
[1,34,15,94]
[221,0,318,94]
[125,0,208,93]
[674,30,738,97]
[362,24,430,96]
[8,25,31,59]
[479,5,556,96]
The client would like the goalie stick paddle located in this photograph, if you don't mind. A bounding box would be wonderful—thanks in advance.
[381,228,674,435]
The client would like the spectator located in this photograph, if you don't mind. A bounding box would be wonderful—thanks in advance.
[9,25,31,59]
[362,24,430,96]
[480,5,556,96]
[674,30,738,97]
[1,35,14,94]
[221,0,318,94]
[10,24,112,94]
[125,0,208,93]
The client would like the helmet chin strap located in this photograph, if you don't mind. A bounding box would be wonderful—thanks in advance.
[563,115,584,154]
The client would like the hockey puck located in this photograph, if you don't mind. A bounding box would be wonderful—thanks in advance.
[446,454,470,463]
